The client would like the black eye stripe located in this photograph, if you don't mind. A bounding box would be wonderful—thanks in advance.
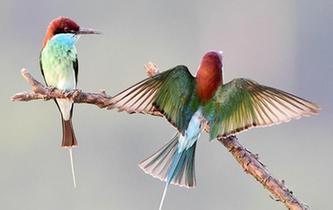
[53,28,76,35]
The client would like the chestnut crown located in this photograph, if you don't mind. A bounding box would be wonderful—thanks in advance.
[42,17,80,48]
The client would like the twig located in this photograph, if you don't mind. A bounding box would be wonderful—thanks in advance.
[218,135,309,210]
[11,65,309,210]
[11,68,111,108]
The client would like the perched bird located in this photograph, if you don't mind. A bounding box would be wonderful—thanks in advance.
[109,51,319,209]
[40,16,99,187]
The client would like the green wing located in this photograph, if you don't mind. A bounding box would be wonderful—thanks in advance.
[203,78,320,139]
[108,65,199,133]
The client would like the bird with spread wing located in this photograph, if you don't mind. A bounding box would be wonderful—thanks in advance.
[108,51,319,210]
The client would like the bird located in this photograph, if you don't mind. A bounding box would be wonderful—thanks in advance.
[108,50,319,210]
[40,16,99,188]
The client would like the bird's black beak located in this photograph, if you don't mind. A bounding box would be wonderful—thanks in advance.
[77,28,101,35]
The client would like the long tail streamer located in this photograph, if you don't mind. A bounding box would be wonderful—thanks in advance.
[159,182,169,210]
[68,148,77,188]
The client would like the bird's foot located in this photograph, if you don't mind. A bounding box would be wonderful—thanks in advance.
[48,86,57,92]
[64,89,79,99]
[41,86,57,100]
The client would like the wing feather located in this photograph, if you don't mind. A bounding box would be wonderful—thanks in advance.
[204,78,319,139]
[108,65,197,133]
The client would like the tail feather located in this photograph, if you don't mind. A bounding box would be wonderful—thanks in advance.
[171,143,196,187]
[139,134,197,188]
[139,134,179,182]
[61,119,77,147]
[68,148,77,188]
[159,183,169,210]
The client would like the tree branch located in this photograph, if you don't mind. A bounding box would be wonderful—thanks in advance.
[11,68,112,108]
[11,65,309,210]
[218,136,308,210]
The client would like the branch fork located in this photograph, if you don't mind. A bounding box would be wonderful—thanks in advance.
[12,68,111,108]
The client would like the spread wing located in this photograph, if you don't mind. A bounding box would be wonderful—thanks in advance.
[108,65,199,133]
[204,78,320,139]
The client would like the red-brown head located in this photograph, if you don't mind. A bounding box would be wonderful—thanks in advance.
[196,51,223,103]
[42,16,99,48]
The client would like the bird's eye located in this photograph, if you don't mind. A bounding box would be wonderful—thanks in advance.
[64,26,69,32]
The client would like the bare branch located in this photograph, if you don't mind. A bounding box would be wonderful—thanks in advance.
[145,62,160,77]
[11,68,111,108]
[218,136,309,210]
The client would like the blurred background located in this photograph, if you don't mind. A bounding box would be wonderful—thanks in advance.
[1,0,332,209]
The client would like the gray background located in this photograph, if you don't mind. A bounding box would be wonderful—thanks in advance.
[1,0,332,209]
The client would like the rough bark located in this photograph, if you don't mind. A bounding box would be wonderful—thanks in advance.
[11,68,111,108]
[218,136,308,210]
